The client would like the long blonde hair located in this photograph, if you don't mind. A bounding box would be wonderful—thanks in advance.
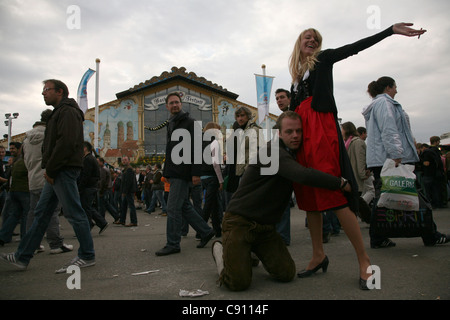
[288,28,323,83]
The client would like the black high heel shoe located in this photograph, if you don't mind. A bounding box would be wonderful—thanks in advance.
[359,277,370,290]
[297,256,329,278]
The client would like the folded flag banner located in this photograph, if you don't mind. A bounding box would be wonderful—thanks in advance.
[255,73,274,125]
[77,68,95,114]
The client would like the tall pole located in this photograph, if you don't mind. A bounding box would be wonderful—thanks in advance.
[261,64,270,141]
[4,113,18,151]
[7,118,11,150]
[95,58,100,152]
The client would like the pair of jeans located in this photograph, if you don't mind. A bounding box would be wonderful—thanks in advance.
[120,193,137,224]
[143,188,152,210]
[80,187,107,229]
[369,166,389,246]
[423,175,444,208]
[201,177,223,236]
[166,178,212,250]
[15,168,95,265]
[146,189,167,213]
[181,182,204,236]
[0,191,30,243]
[98,189,119,220]
[276,204,291,245]
[220,212,296,291]
[113,191,121,213]
[26,189,64,250]
[323,211,340,235]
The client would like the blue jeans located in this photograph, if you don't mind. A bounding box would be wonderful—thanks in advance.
[0,191,30,243]
[423,175,444,208]
[98,189,119,220]
[143,188,152,209]
[166,178,212,250]
[26,189,64,250]
[147,189,167,213]
[113,191,121,213]
[276,204,291,245]
[15,168,95,265]
[323,211,340,235]
[201,177,223,236]
[120,193,137,224]
[80,187,107,229]
[369,167,389,246]
[181,183,204,235]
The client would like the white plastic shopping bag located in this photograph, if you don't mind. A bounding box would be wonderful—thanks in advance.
[378,159,419,211]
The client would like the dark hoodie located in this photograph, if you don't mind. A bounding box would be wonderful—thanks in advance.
[42,98,85,179]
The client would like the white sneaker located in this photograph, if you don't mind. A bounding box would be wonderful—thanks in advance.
[211,241,224,275]
[34,245,45,254]
[55,256,95,274]
[50,244,74,254]
[0,253,27,270]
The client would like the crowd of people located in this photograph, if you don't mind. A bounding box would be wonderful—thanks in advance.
[0,21,449,294]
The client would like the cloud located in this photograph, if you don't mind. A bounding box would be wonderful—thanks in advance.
[1,0,449,144]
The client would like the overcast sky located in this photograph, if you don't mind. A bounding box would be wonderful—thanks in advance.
[1,0,449,144]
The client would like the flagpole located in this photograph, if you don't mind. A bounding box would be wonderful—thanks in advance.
[261,64,270,141]
[95,58,100,152]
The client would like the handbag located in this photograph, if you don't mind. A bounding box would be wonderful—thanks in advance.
[377,159,419,211]
[371,190,436,238]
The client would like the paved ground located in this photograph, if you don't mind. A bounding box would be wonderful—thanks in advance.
[0,204,449,305]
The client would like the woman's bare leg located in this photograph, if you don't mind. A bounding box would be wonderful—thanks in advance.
[305,211,326,269]
[335,207,371,279]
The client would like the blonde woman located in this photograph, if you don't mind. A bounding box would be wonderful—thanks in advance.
[288,23,425,289]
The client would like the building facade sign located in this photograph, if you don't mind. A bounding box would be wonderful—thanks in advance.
[145,92,212,111]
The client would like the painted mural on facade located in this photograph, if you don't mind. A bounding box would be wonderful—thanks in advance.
[84,99,138,164]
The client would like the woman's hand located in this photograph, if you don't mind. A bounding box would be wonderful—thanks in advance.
[393,23,426,38]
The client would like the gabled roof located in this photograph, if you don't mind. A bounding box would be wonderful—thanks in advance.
[116,66,239,100]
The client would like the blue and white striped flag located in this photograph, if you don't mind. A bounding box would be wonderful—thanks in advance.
[255,74,274,125]
[77,68,95,113]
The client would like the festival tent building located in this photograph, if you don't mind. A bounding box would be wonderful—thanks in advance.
[82,66,277,167]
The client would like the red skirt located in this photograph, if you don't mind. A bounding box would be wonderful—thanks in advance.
[294,96,347,212]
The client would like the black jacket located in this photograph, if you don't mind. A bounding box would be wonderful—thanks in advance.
[78,153,100,191]
[121,166,137,194]
[290,26,394,115]
[42,98,85,179]
[163,111,202,181]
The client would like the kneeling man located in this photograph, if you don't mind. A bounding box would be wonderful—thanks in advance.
[212,111,351,291]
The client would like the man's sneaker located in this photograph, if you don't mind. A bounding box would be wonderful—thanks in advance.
[0,253,27,270]
[99,223,109,235]
[371,239,396,249]
[34,245,45,254]
[211,241,224,275]
[197,230,215,248]
[55,256,95,274]
[155,246,180,256]
[434,234,449,245]
[50,244,74,254]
